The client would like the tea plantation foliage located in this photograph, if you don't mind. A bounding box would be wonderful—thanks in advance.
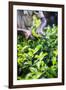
[17,17,58,80]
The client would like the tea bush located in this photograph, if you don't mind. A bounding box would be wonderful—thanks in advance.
[17,25,58,80]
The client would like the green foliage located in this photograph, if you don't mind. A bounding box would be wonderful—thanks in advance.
[32,27,42,38]
[17,25,58,80]
[17,12,58,80]
[31,15,42,38]
[33,15,41,28]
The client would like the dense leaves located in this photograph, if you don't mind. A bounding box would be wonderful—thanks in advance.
[17,24,58,80]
